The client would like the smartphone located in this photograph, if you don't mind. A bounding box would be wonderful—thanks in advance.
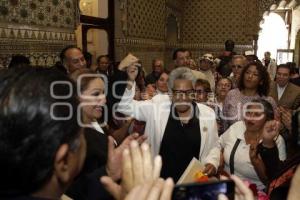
[172,180,235,200]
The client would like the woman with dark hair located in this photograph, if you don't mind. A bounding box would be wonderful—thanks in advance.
[155,71,169,94]
[0,67,86,199]
[67,57,146,200]
[219,99,286,191]
[0,67,173,200]
[223,61,277,129]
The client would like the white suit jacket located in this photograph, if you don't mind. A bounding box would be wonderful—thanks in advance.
[117,83,220,169]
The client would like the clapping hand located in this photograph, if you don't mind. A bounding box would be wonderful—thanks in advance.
[123,178,174,200]
[279,106,292,131]
[106,133,147,181]
[101,141,174,200]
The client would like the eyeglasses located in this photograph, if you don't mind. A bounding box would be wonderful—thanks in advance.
[172,89,195,96]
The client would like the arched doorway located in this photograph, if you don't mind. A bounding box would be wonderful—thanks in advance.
[257,12,288,61]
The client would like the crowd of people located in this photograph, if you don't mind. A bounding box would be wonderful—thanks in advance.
[1,40,300,200]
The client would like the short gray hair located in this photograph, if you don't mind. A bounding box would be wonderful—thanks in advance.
[168,67,196,89]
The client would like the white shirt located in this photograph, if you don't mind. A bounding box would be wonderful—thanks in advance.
[117,82,220,169]
[219,121,286,190]
[277,84,287,100]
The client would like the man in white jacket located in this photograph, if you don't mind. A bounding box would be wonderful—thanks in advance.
[116,56,220,182]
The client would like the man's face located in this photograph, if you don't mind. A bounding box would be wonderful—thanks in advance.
[264,53,271,61]
[276,67,290,87]
[98,57,110,72]
[174,51,189,67]
[172,79,194,113]
[153,60,163,75]
[65,48,87,73]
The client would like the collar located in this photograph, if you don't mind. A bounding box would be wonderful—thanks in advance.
[91,122,105,134]
[277,83,288,90]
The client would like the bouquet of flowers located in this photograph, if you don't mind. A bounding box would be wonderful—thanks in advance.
[194,170,209,182]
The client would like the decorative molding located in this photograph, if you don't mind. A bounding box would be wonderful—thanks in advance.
[115,38,165,46]
[181,43,253,50]
[115,38,252,52]
[0,27,75,41]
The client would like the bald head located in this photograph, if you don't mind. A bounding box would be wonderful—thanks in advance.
[61,47,87,73]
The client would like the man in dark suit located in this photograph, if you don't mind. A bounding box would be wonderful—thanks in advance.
[270,64,300,110]
[269,64,300,158]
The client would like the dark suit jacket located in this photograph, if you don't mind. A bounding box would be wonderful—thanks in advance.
[66,128,112,200]
[269,82,300,110]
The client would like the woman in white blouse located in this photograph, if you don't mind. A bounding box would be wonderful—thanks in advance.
[219,99,286,191]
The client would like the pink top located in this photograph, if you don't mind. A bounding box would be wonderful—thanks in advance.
[222,88,277,129]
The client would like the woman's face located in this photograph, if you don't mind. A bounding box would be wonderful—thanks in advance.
[243,65,261,90]
[195,85,208,103]
[156,72,169,93]
[80,78,106,123]
[244,104,267,132]
[216,79,231,98]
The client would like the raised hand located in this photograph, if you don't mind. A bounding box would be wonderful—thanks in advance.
[124,178,174,200]
[262,120,280,148]
[101,141,168,200]
[118,53,140,71]
[106,133,147,181]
